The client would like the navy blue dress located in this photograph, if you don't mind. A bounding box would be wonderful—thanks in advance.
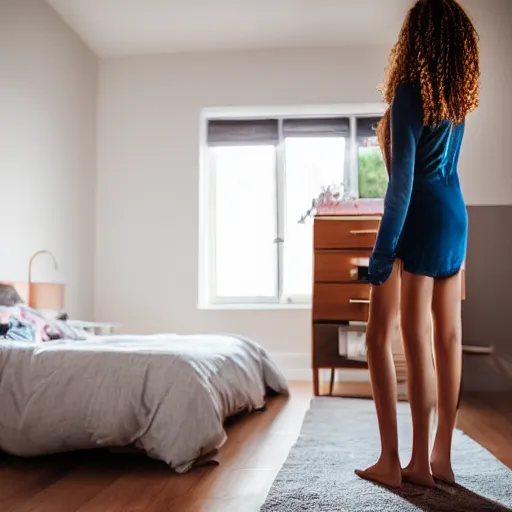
[368,83,468,286]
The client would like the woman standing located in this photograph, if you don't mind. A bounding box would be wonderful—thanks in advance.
[355,0,480,488]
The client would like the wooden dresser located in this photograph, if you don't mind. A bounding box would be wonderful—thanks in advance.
[312,214,406,398]
[312,212,465,400]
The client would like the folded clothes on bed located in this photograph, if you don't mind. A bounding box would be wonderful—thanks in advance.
[0,305,85,342]
[0,318,34,341]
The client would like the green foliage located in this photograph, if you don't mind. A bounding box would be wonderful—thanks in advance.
[358,147,388,199]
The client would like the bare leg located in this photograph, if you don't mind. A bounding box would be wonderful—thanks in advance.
[400,271,437,488]
[430,271,463,484]
[355,262,402,488]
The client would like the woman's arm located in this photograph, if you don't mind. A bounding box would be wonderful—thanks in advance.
[368,83,424,285]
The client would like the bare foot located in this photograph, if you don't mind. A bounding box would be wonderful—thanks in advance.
[355,458,402,488]
[430,458,455,485]
[401,464,436,488]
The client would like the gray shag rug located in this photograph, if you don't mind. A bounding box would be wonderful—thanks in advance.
[261,398,512,511]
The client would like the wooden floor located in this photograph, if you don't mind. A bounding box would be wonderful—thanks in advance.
[1,382,511,512]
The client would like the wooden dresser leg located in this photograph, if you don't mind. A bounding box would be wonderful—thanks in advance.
[313,368,320,396]
[329,368,335,396]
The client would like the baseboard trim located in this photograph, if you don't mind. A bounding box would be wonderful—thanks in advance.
[270,351,370,383]
[270,352,512,391]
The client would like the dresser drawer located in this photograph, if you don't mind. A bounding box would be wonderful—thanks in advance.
[313,283,370,321]
[314,250,372,282]
[314,217,380,250]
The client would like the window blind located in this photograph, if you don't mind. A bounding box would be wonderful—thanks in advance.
[356,116,382,139]
[283,118,350,138]
[207,119,279,146]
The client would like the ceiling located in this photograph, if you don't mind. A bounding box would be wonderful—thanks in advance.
[46,0,416,58]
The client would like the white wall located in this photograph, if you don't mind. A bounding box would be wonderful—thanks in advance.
[95,46,387,367]
[95,0,512,374]
[459,0,512,205]
[0,0,97,318]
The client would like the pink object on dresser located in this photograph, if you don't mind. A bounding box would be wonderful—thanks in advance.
[316,198,384,216]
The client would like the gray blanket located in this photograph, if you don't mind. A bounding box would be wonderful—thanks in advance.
[0,333,288,473]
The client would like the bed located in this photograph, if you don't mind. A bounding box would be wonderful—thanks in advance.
[0,332,288,473]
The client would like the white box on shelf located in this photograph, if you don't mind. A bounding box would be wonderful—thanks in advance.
[338,322,367,362]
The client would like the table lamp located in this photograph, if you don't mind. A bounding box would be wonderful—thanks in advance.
[27,250,65,314]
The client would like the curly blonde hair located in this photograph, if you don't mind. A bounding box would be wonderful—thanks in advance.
[378,0,480,172]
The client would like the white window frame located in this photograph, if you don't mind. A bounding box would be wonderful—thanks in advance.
[198,103,387,310]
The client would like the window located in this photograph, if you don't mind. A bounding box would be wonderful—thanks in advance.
[200,107,387,307]
[356,117,388,199]
[213,144,278,299]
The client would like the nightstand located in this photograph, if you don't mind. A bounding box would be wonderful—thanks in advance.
[67,320,117,336]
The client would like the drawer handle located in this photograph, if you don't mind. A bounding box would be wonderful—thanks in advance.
[350,229,378,235]
[349,299,370,304]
